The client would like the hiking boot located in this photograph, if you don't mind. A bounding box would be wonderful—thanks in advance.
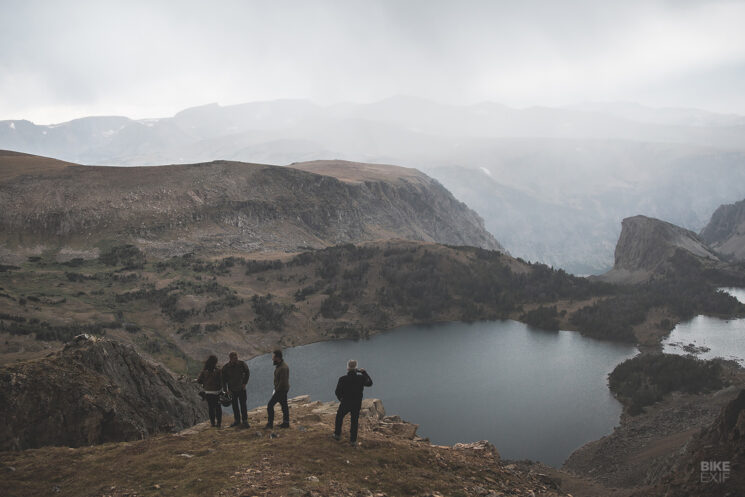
[242,421,250,429]
[264,423,273,429]
[230,421,241,428]
[279,423,290,429]
[332,433,341,441]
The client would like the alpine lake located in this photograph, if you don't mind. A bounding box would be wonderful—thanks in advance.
[242,319,638,467]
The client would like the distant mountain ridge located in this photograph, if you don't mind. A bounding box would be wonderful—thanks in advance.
[4,97,745,273]
[0,152,501,259]
[4,98,745,164]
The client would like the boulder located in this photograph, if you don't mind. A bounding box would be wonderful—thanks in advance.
[360,398,385,420]
[452,440,501,463]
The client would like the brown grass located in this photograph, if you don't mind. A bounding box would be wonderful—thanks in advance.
[0,399,562,497]
[0,150,75,182]
[290,160,426,185]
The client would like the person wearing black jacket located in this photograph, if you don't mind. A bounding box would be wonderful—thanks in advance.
[222,351,250,428]
[333,359,373,444]
[197,355,223,428]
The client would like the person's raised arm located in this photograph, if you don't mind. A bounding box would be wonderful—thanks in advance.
[361,369,373,387]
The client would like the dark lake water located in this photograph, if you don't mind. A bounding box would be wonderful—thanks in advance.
[237,320,637,467]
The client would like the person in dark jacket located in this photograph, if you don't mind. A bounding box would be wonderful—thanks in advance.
[222,351,250,428]
[265,349,290,429]
[197,355,223,428]
[333,359,373,444]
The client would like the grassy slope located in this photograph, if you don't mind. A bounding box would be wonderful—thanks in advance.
[0,240,608,370]
[3,240,744,373]
[0,150,75,182]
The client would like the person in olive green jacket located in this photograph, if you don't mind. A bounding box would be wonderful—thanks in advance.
[265,349,290,429]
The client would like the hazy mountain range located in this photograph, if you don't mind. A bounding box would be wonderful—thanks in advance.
[3,96,745,273]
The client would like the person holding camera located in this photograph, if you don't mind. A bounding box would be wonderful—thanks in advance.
[333,359,373,444]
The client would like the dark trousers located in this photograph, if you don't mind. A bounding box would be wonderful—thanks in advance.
[205,393,222,426]
[267,390,289,426]
[335,402,362,442]
[230,388,247,423]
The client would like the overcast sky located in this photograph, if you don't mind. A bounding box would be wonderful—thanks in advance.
[1,0,745,124]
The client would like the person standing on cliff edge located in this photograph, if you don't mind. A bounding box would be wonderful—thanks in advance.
[265,349,290,429]
[333,359,373,445]
[222,351,250,428]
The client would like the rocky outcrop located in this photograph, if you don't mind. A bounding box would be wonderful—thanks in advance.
[632,388,745,496]
[700,198,745,261]
[562,388,735,489]
[600,215,721,283]
[0,335,206,450]
[0,152,502,258]
[452,440,501,463]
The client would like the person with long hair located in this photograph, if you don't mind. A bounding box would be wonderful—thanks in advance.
[198,354,223,428]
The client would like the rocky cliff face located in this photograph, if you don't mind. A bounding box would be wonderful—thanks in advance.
[0,335,206,450]
[633,389,745,497]
[700,198,745,261]
[0,152,502,258]
[601,215,721,283]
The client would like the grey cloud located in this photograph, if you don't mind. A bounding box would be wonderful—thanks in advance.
[1,0,744,122]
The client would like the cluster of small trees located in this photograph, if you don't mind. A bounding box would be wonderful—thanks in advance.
[176,322,224,340]
[98,245,145,268]
[520,305,561,331]
[154,253,240,276]
[609,353,725,415]
[251,294,293,331]
[244,259,284,275]
[115,279,242,323]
